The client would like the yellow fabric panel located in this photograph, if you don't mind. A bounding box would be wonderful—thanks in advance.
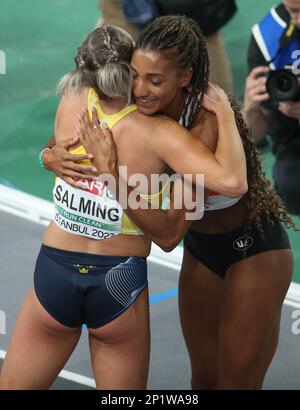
[87,88,137,129]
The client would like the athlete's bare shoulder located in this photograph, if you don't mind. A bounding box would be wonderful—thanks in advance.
[191,108,218,152]
[117,109,175,138]
[55,88,89,142]
[122,109,172,126]
[57,88,88,115]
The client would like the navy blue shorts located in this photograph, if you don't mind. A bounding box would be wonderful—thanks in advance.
[34,245,148,329]
[184,217,291,278]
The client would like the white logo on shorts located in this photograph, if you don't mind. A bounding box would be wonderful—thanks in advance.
[233,235,254,251]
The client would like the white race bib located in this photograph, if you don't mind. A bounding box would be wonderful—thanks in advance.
[53,178,123,240]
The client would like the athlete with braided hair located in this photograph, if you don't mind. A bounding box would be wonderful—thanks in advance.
[0,24,247,390]
[75,16,294,389]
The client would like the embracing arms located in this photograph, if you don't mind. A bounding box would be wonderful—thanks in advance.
[42,84,247,196]
[41,84,247,250]
[78,110,196,251]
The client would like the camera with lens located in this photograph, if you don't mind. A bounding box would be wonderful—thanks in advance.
[266,65,300,105]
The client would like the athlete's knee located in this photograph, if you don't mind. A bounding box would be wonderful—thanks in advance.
[217,343,264,389]
[217,347,265,389]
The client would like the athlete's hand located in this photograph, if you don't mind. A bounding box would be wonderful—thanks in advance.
[43,137,98,188]
[78,108,118,177]
[202,82,232,114]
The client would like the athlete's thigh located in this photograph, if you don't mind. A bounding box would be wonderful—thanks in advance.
[0,288,82,389]
[219,250,293,378]
[88,287,150,389]
[179,248,224,387]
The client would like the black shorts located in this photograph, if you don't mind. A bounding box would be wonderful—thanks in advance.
[183,218,291,278]
[34,245,148,328]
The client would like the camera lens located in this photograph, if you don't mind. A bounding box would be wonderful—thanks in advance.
[266,69,300,102]
[277,76,293,92]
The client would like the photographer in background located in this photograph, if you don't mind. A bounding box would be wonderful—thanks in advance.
[244,0,300,216]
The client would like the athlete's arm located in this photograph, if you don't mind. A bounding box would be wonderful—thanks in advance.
[44,85,247,196]
[43,135,55,150]
[152,84,247,197]
[78,109,202,252]
[118,177,194,252]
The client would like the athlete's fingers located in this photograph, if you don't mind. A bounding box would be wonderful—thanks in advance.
[101,123,113,144]
[76,126,81,142]
[91,108,99,129]
[101,122,112,140]
[80,106,87,122]
[197,91,203,101]
[78,113,85,135]
[79,112,92,143]
[63,176,96,188]
[61,152,93,161]
[85,108,92,127]
[83,110,94,142]
[63,176,83,188]
[64,162,97,173]
[61,169,97,180]
[79,110,86,130]
[77,120,85,144]
[205,82,220,101]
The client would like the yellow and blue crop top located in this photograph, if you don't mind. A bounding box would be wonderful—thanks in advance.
[52,88,171,240]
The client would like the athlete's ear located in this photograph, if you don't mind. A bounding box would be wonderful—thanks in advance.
[179,67,193,88]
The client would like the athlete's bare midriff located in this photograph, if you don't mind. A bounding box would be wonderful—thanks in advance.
[43,221,151,256]
[189,108,248,234]
[190,199,248,234]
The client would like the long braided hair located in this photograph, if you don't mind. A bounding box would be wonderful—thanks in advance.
[136,15,296,231]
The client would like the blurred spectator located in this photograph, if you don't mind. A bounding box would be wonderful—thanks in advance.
[97,0,237,93]
[97,0,140,39]
[244,0,300,216]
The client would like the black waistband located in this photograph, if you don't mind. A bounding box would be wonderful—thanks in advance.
[186,216,283,239]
